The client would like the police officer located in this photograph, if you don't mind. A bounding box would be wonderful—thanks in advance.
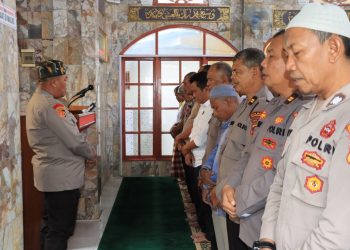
[212,48,271,250]
[220,30,314,248]
[259,3,350,249]
[26,60,96,250]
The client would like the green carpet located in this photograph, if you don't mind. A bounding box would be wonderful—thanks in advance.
[98,177,194,250]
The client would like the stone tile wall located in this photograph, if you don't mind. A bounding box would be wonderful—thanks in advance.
[0,0,23,249]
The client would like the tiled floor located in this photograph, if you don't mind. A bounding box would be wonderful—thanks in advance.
[67,176,123,250]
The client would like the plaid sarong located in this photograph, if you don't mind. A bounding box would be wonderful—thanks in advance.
[170,100,194,179]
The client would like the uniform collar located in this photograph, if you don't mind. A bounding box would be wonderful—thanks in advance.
[36,87,53,98]
[247,86,271,105]
[202,99,211,107]
[303,83,350,110]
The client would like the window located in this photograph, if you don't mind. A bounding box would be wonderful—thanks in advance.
[153,0,208,5]
[121,25,238,160]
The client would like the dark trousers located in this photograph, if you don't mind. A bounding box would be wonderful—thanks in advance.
[226,214,251,250]
[41,189,80,250]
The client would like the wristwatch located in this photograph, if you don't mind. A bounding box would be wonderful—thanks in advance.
[252,240,276,250]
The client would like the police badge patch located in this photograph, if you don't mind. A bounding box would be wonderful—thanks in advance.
[274,116,284,125]
[53,103,66,118]
[261,156,273,170]
[304,175,323,193]
[320,120,336,138]
[262,138,277,150]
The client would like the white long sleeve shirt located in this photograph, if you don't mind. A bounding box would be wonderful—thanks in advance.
[189,100,213,167]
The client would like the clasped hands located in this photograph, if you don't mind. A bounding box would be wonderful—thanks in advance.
[222,184,239,222]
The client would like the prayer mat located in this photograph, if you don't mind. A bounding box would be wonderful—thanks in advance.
[98,177,194,250]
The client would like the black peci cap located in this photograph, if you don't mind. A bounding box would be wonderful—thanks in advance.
[38,60,66,80]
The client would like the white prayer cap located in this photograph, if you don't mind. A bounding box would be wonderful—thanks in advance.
[286,3,350,39]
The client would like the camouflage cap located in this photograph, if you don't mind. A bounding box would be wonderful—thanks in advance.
[38,60,66,80]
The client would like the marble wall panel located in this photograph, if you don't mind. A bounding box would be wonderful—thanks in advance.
[16,0,27,11]
[53,37,68,61]
[68,9,81,37]
[67,0,81,10]
[53,0,67,10]
[68,37,82,65]
[41,0,53,11]
[27,11,41,38]
[0,1,23,248]
[42,39,53,59]
[17,11,28,39]
[81,9,95,37]
[53,10,68,37]
[65,65,82,94]
[27,0,40,11]
[41,11,53,39]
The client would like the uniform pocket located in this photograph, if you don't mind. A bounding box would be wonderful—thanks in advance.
[290,146,330,208]
[291,167,328,208]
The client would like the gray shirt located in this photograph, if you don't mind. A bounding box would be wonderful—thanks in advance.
[261,83,350,249]
[215,86,270,197]
[26,88,95,192]
[231,94,313,247]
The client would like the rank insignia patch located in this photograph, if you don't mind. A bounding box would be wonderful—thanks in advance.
[275,116,284,125]
[320,120,336,138]
[301,151,325,170]
[327,93,345,107]
[53,103,66,118]
[262,138,277,150]
[261,156,273,170]
[248,96,257,105]
[304,175,323,193]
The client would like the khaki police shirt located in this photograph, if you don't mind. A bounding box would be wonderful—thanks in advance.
[215,86,271,198]
[26,88,95,192]
[261,83,350,249]
[229,94,312,247]
[202,116,221,164]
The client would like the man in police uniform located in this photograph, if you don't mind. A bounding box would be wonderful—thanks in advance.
[220,30,314,249]
[258,3,350,250]
[26,60,96,250]
[211,48,271,250]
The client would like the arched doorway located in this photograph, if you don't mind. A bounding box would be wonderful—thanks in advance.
[120,25,238,165]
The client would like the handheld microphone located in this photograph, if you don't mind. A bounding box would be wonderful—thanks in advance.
[72,85,94,98]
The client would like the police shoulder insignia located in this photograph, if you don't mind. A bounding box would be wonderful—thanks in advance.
[261,156,273,170]
[320,120,336,138]
[274,116,284,125]
[262,138,277,150]
[53,103,66,118]
[304,175,323,193]
[248,96,257,105]
[284,93,299,104]
[327,93,345,107]
[301,151,325,170]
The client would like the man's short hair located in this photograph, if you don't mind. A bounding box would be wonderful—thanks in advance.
[211,62,232,80]
[189,71,208,90]
[233,48,265,68]
[311,30,350,59]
